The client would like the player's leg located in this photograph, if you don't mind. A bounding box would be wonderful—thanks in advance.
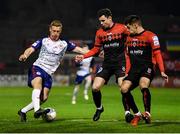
[92,66,111,121]
[18,102,33,122]
[72,75,82,104]
[120,68,141,114]
[92,76,105,121]
[20,102,34,114]
[116,66,139,123]
[18,66,51,121]
[38,87,51,113]
[118,76,133,122]
[120,80,137,122]
[139,66,154,124]
[20,87,49,111]
[129,84,142,125]
[32,67,53,119]
[139,76,151,124]
[35,75,53,117]
[40,87,50,103]
[18,76,42,122]
[31,77,45,118]
[84,75,92,100]
[121,78,141,126]
[72,85,80,104]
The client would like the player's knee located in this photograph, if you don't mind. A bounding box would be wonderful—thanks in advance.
[32,78,42,88]
[121,83,130,93]
[139,82,149,89]
[121,87,128,93]
[139,78,150,88]
[92,83,101,91]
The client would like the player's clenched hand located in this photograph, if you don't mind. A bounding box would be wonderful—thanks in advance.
[161,72,168,83]
[75,55,84,62]
[19,54,27,62]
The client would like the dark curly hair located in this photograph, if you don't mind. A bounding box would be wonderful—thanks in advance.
[124,15,142,26]
[97,8,112,18]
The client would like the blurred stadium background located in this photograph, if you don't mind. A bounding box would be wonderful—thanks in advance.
[0,0,179,88]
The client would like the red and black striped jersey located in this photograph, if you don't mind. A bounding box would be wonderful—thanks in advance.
[84,23,128,67]
[125,30,165,73]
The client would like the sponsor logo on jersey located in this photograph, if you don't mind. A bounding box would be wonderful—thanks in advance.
[130,50,143,55]
[152,36,160,46]
[104,42,119,48]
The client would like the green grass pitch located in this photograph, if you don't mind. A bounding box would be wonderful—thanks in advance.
[0,85,180,133]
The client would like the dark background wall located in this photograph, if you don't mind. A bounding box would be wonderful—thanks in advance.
[0,0,179,75]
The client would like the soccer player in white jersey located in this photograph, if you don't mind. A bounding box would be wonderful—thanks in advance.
[72,45,94,104]
[18,20,87,122]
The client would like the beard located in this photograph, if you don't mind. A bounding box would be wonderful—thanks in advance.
[101,25,109,30]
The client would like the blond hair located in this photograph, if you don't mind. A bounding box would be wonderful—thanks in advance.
[50,20,63,28]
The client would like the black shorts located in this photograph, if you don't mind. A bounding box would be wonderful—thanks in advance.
[124,65,154,86]
[96,65,125,84]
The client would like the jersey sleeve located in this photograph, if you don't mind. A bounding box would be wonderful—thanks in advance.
[31,39,43,50]
[66,40,76,51]
[150,34,161,50]
[83,31,102,58]
[149,33,165,72]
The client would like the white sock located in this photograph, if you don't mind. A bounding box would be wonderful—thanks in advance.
[21,102,34,113]
[97,105,103,110]
[135,111,141,116]
[84,80,91,95]
[32,89,41,112]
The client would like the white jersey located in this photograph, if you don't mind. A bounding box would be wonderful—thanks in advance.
[77,57,94,76]
[32,37,76,75]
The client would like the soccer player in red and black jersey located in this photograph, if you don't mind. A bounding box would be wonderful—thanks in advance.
[75,8,129,121]
[121,15,168,126]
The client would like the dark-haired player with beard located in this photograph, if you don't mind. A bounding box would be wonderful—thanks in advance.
[75,8,135,121]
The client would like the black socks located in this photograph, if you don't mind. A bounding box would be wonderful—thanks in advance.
[92,90,102,108]
[141,88,151,113]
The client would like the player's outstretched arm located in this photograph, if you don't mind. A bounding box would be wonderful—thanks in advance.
[74,46,100,62]
[72,46,89,54]
[19,47,35,62]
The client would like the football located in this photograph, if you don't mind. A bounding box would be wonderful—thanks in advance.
[42,107,56,122]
